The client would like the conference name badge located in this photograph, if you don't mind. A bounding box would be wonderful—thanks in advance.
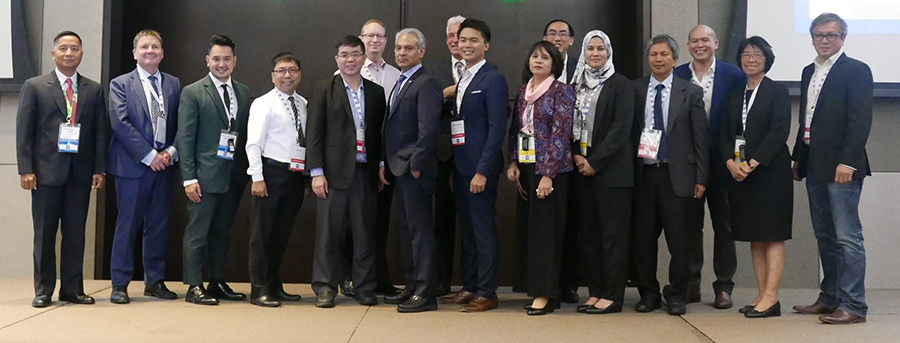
[451,120,465,146]
[290,146,307,172]
[217,130,238,160]
[637,128,662,160]
[517,133,536,164]
[579,129,589,156]
[356,128,366,153]
[734,135,748,164]
[57,123,81,153]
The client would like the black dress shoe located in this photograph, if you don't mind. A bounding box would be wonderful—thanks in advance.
[375,284,402,296]
[268,283,301,301]
[739,304,755,314]
[207,281,246,301]
[384,289,413,304]
[745,301,781,318]
[32,295,51,308]
[357,290,378,306]
[434,282,451,297]
[110,287,130,304]
[185,285,219,305]
[339,280,356,297]
[59,293,95,304]
[398,295,438,313]
[559,289,580,304]
[636,298,661,313]
[251,295,281,308]
[526,299,560,316]
[316,290,335,308]
[585,301,623,314]
[668,302,687,315]
[144,281,177,299]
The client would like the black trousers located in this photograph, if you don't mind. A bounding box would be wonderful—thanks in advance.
[688,162,736,294]
[248,160,307,292]
[343,178,394,288]
[395,172,437,297]
[517,164,569,299]
[573,173,632,302]
[434,158,457,287]
[633,165,694,303]
[32,166,91,297]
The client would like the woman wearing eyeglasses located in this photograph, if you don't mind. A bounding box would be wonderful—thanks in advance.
[507,40,575,316]
[719,36,792,318]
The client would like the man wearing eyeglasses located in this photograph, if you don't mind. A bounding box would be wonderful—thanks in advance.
[245,52,309,308]
[791,12,872,325]
[521,19,577,85]
[308,35,387,308]
[359,19,402,102]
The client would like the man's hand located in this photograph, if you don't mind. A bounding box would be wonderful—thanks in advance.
[150,152,169,172]
[185,183,202,203]
[379,166,391,185]
[159,150,172,165]
[20,173,37,190]
[574,156,596,176]
[506,163,519,182]
[411,170,421,179]
[442,85,456,99]
[470,173,487,194]
[92,174,105,189]
[694,183,706,199]
[312,175,329,199]
[792,162,801,181]
[835,165,854,185]
[252,180,268,197]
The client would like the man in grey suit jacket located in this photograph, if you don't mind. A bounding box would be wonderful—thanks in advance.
[379,28,442,312]
[16,31,107,308]
[631,34,709,316]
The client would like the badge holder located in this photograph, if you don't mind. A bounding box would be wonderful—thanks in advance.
[637,128,662,160]
[517,133,536,164]
[290,146,307,172]
[579,129,589,156]
[217,130,238,160]
[356,128,367,153]
[58,123,81,153]
[734,135,748,164]
[451,120,466,146]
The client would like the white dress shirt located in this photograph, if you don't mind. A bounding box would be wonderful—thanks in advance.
[558,55,569,84]
[689,57,716,117]
[246,88,307,182]
[136,65,178,166]
[456,59,487,113]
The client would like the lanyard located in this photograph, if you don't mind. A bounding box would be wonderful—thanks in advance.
[577,86,601,132]
[348,86,364,130]
[64,80,79,124]
[741,84,760,133]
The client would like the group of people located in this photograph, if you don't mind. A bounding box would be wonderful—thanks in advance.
[16,12,871,325]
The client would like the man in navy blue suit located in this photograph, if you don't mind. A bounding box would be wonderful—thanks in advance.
[438,19,509,312]
[107,30,180,304]
[673,24,745,309]
[380,28,443,313]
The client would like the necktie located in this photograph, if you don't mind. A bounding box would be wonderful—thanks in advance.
[288,96,306,146]
[221,84,233,130]
[391,74,407,109]
[148,75,165,147]
[454,61,464,83]
[653,83,668,161]
[65,78,76,123]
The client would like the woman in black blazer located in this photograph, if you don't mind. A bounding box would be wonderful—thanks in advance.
[568,30,637,315]
[719,36,792,318]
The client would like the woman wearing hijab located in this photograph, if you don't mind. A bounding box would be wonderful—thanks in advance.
[507,40,575,316]
[570,30,638,314]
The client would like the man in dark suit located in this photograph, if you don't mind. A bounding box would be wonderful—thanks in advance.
[308,35,386,308]
[438,19,508,312]
[176,34,251,305]
[107,29,180,304]
[17,31,107,308]
[632,34,708,316]
[426,14,465,297]
[380,28,443,313]
[673,24,746,309]
[791,13,872,325]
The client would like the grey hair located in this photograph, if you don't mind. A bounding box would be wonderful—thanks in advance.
[396,28,426,50]
[810,12,848,38]
[647,34,679,60]
[688,24,717,41]
[446,15,466,36]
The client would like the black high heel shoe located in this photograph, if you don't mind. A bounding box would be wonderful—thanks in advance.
[744,301,781,318]
[526,298,561,316]
[584,301,623,314]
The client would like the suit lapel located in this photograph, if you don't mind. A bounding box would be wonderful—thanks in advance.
[460,65,489,112]
[667,79,685,133]
[333,76,354,122]
[130,70,152,124]
[46,73,68,120]
[202,75,230,127]
[591,82,614,133]
[363,79,379,130]
[388,69,420,119]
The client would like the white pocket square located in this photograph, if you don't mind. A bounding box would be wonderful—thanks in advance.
[470,90,482,94]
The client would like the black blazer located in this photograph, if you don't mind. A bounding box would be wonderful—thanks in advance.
[16,72,107,186]
[791,53,872,180]
[633,75,709,197]
[427,59,456,162]
[572,72,638,187]
[307,75,386,190]
[383,67,442,179]
[719,77,791,169]
[521,55,577,85]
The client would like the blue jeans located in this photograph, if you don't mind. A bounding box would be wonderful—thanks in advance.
[806,171,867,317]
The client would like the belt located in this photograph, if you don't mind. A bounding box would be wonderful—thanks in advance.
[266,158,303,172]
[645,162,668,168]
[355,162,368,170]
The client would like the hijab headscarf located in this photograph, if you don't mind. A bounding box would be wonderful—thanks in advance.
[572,30,615,90]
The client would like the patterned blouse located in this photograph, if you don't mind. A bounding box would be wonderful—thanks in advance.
[508,80,575,178]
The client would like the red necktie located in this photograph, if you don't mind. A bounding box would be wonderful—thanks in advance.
[65,78,76,124]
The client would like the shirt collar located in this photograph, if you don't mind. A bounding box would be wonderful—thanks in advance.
[400,64,422,79]
[815,49,843,68]
[464,59,487,78]
[275,88,298,100]
[689,57,716,77]
[650,72,674,90]
[451,56,464,66]
[209,72,233,89]
[342,78,365,91]
[54,68,78,86]
[364,58,385,71]
[136,65,160,80]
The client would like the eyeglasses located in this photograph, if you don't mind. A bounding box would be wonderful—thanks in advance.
[545,31,570,39]
[741,53,764,60]
[272,68,300,75]
[812,33,842,42]
[360,33,387,41]
[336,52,364,60]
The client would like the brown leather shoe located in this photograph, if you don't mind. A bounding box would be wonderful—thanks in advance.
[819,309,866,324]
[460,296,499,312]
[687,290,701,303]
[793,301,835,315]
[440,290,476,304]
[713,291,733,309]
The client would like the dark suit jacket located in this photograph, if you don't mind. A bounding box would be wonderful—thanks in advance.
[521,55,577,85]
[791,53,872,180]
[633,75,709,197]
[428,59,457,162]
[307,75,386,190]
[571,72,638,187]
[674,59,746,154]
[176,75,251,194]
[108,69,181,178]
[16,72,107,186]
[453,62,509,177]
[719,77,791,169]
[383,67,442,179]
